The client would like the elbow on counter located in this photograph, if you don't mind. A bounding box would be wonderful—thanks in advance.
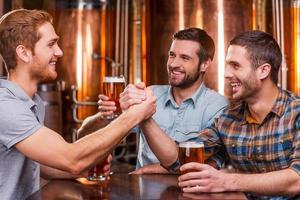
[275,167,300,196]
[161,149,178,168]
[63,159,87,175]
[59,147,89,175]
[286,172,300,196]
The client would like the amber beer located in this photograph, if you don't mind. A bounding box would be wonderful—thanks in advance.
[103,76,126,118]
[88,158,108,181]
[178,141,204,173]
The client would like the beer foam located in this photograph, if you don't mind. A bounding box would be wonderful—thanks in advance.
[179,141,204,148]
[103,76,125,83]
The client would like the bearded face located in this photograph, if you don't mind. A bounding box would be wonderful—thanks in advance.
[29,22,63,83]
[225,45,261,101]
[167,40,203,89]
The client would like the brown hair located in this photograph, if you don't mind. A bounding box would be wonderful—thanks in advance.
[0,9,53,71]
[173,28,215,64]
[229,30,282,84]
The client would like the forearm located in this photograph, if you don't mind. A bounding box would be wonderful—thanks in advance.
[77,112,109,138]
[23,109,141,175]
[40,164,80,179]
[227,168,300,196]
[140,118,178,167]
[131,163,169,174]
[69,109,141,173]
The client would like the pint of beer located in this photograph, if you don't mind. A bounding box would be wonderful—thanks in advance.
[103,76,126,119]
[88,157,108,181]
[178,141,204,169]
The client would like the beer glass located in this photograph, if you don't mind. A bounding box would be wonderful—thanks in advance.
[178,141,204,174]
[87,157,108,181]
[87,76,125,181]
[103,76,126,119]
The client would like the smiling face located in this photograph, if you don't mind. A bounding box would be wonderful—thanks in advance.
[225,45,261,101]
[167,40,203,89]
[29,22,63,82]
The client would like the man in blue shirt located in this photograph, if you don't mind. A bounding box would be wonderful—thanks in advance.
[99,28,228,173]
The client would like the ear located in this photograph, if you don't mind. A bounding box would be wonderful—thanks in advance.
[257,63,271,80]
[200,59,211,72]
[16,45,32,63]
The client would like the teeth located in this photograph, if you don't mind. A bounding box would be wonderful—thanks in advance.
[172,70,181,75]
[231,83,240,87]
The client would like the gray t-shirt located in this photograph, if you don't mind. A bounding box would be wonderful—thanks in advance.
[0,79,44,200]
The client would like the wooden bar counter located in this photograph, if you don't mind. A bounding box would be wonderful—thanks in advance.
[27,173,247,200]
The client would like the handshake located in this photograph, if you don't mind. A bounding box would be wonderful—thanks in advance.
[98,82,157,121]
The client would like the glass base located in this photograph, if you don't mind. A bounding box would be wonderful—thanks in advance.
[106,116,115,120]
[88,175,107,181]
[106,114,120,120]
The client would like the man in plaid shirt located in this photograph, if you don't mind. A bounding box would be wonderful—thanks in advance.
[139,30,300,199]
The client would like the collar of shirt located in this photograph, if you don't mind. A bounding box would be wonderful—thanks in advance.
[240,88,286,125]
[0,79,39,109]
[163,83,206,108]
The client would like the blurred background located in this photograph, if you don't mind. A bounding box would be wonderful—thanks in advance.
[0,0,299,166]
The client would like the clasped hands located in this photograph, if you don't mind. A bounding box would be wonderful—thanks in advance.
[98,82,156,121]
[98,83,230,194]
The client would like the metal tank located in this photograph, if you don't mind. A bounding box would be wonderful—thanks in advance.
[54,0,137,163]
[55,0,119,141]
[284,0,300,94]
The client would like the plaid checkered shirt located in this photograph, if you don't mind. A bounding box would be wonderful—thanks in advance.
[201,88,300,174]
[200,88,300,199]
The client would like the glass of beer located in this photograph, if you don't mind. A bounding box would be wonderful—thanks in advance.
[178,141,204,174]
[103,76,126,119]
[88,156,109,181]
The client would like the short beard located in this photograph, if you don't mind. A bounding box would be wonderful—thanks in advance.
[169,63,202,89]
[30,62,57,83]
[232,76,260,101]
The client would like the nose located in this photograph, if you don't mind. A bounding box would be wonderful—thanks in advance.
[224,64,232,79]
[169,57,181,68]
[54,45,63,57]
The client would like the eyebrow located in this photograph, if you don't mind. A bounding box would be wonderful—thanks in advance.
[180,54,192,59]
[48,37,60,43]
[168,51,192,58]
[226,60,240,65]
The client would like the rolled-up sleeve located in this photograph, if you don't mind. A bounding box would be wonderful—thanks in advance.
[198,119,228,168]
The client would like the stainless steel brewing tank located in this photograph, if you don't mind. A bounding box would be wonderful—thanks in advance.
[55,0,117,141]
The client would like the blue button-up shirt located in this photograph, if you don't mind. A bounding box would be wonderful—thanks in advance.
[136,83,228,168]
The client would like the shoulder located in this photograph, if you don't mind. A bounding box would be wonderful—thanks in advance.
[284,90,300,114]
[0,87,23,104]
[202,86,228,108]
[279,90,300,113]
[283,90,300,103]
[0,88,22,111]
[279,90,300,129]
[0,87,15,100]
[148,85,170,99]
[207,99,244,125]
[195,86,229,123]
[0,89,33,120]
